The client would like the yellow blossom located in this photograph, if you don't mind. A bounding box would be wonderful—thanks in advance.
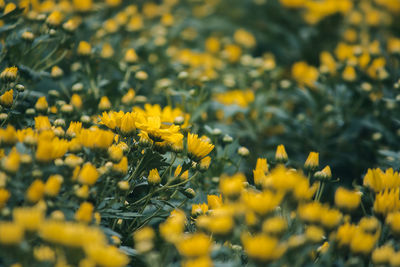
[26,179,45,203]
[75,202,94,223]
[275,144,288,163]
[85,244,130,267]
[78,163,99,185]
[0,188,10,208]
[77,41,92,56]
[33,246,55,262]
[13,207,44,231]
[0,66,18,81]
[187,133,214,161]
[0,89,13,108]
[0,222,24,245]
[304,152,319,170]
[148,168,161,185]
[242,233,286,263]
[112,156,128,175]
[334,187,361,210]
[177,233,211,258]
[45,174,63,196]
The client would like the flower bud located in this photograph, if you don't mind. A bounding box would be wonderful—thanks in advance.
[148,169,161,185]
[238,146,249,157]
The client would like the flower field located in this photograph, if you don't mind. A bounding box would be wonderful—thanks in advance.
[0,0,400,266]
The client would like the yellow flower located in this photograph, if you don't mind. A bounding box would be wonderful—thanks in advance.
[73,0,93,12]
[207,195,222,209]
[177,233,211,258]
[76,185,90,199]
[63,17,81,32]
[205,37,220,54]
[26,179,45,203]
[119,112,136,136]
[118,181,129,191]
[64,154,83,168]
[112,156,128,175]
[363,168,400,192]
[85,244,130,267]
[66,121,83,138]
[275,144,288,163]
[199,156,211,171]
[243,190,283,216]
[134,226,155,243]
[136,115,180,143]
[388,37,400,54]
[1,147,20,173]
[75,202,94,223]
[304,152,319,170]
[46,11,64,26]
[148,168,161,185]
[13,207,44,231]
[372,244,395,265]
[350,231,378,255]
[108,145,123,162]
[242,233,286,263]
[77,128,114,150]
[39,221,106,247]
[320,208,342,229]
[342,65,356,82]
[35,116,52,131]
[305,225,325,243]
[207,215,233,236]
[187,133,214,162]
[133,226,155,253]
[78,163,99,185]
[0,66,18,81]
[223,44,242,63]
[0,89,13,108]
[159,209,186,243]
[161,13,174,26]
[320,51,337,75]
[33,246,55,262]
[191,203,208,216]
[234,29,256,48]
[0,124,17,145]
[297,202,323,224]
[262,217,287,236]
[386,211,400,235]
[51,66,63,78]
[98,96,112,110]
[77,41,92,56]
[36,138,69,162]
[127,15,143,32]
[0,188,10,208]
[255,158,268,174]
[334,187,361,210]
[0,222,24,245]
[336,222,357,247]
[182,257,213,267]
[219,173,246,198]
[45,174,63,196]
[291,61,319,88]
[121,88,135,105]
[314,165,332,180]
[214,90,255,108]
[99,111,124,130]
[101,43,115,59]
[124,48,138,63]
[70,94,83,109]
